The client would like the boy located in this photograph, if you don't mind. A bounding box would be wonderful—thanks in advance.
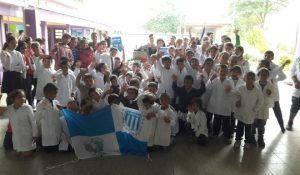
[120,85,139,110]
[55,58,76,106]
[206,64,234,142]
[234,72,264,148]
[172,75,205,132]
[76,68,95,101]
[156,56,176,99]
[35,83,61,152]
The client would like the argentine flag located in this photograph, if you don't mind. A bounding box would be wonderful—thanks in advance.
[62,105,148,159]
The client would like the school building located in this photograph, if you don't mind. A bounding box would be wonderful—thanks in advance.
[0,0,111,53]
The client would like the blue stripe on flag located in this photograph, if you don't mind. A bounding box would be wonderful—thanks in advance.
[116,131,147,156]
[62,106,115,137]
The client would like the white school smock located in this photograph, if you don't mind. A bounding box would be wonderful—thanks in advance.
[136,97,160,146]
[175,67,188,87]
[156,61,176,98]
[269,63,286,102]
[290,57,300,97]
[206,77,234,116]
[55,71,76,106]
[2,104,37,152]
[229,78,245,113]
[187,110,208,137]
[154,106,176,146]
[0,49,26,73]
[233,85,264,124]
[255,81,275,120]
[35,98,62,146]
[35,60,56,101]
[185,61,202,89]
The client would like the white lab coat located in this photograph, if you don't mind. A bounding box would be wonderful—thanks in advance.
[2,104,37,152]
[154,106,176,146]
[156,61,176,98]
[206,77,234,116]
[93,71,107,90]
[175,67,188,88]
[255,81,275,120]
[0,49,26,73]
[187,110,208,137]
[35,98,62,146]
[229,78,245,113]
[136,96,160,146]
[269,65,286,102]
[55,71,76,106]
[233,85,264,124]
[35,60,56,101]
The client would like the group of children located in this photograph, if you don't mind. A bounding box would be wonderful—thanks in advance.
[0,31,290,157]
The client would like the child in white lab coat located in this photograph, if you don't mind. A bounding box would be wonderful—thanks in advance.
[154,93,177,148]
[234,71,264,148]
[0,89,37,156]
[35,55,56,103]
[187,98,208,146]
[252,68,275,148]
[137,92,160,151]
[206,64,234,142]
[35,83,62,152]
[55,58,76,106]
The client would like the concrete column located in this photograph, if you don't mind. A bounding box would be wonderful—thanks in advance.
[41,21,49,54]
[0,15,5,49]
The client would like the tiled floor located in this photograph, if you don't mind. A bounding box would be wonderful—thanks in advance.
[0,83,300,175]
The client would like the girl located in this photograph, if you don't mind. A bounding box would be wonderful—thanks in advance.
[187,98,208,146]
[0,89,37,156]
[0,36,26,94]
[154,93,177,148]
[93,63,110,90]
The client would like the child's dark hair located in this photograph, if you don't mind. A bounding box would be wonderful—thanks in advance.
[108,93,120,105]
[162,56,171,63]
[2,35,16,50]
[159,93,170,100]
[142,94,155,105]
[203,58,214,66]
[219,64,228,70]
[16,41,26,52]
[245,71,256,78]
[109,75,118,81]
[95,63,107,72]
[135,72,143,80]
[7,89,25,105]
[258,59,271,70]
[225,42,234,49]
[230,65,242,74]
[176,58,185,65]
[265,50,274,58]
[43,55,52,61]
[147,82,158,88]
[129,78,140,87]
[60,57,69,66]
[184,75,194,82]
[98,40,107,46]
[188,98,203,110]
[43,83,58,94]
[257,68,270,77]
[67,100,79,106]
[127,86,139,95]
[235,46,244,54]
[133,62,141,68]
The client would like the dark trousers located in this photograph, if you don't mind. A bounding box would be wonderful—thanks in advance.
[3,132,13,150]
[272,101,284,130]
[24,75,34,106]
[43,145,59,153]
[229,112,236,137]
[213,114,231,139]
[205,112,213,134]
[235,120,252,143]
[252,119,266,139]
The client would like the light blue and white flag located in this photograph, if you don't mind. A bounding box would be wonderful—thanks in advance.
[62,105,148,159]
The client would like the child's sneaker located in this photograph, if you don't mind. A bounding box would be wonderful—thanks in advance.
[258,138,265,148]
[244,143,250,149]
[234,140,241,148]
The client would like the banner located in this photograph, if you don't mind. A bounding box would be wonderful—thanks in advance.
[62,105,148,159]
[111,36,123,51]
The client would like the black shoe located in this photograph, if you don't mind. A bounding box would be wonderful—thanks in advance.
[258,138,265,148]
[286,124,293,131]
[281,128,286,133]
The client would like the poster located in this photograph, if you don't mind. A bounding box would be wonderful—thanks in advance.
[111,36,123,51]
